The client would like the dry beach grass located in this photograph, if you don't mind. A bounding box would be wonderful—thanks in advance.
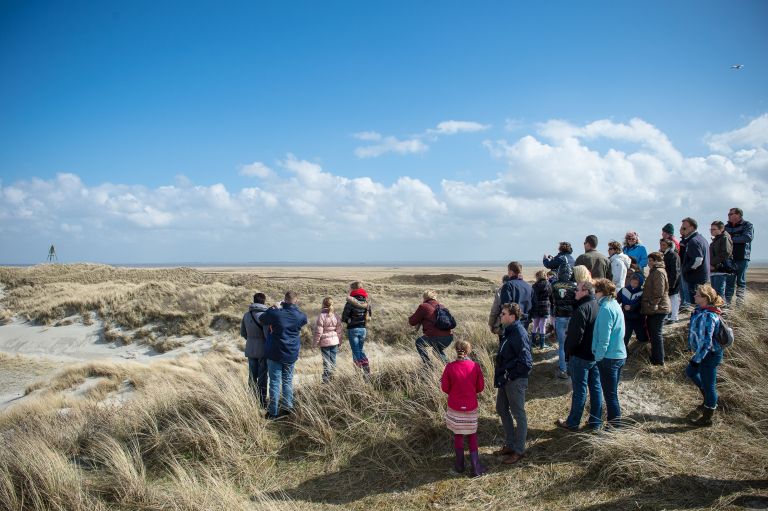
[0,264,767,510]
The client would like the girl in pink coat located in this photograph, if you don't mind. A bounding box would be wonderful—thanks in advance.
[313,297,343,383]
[441,340,485,477]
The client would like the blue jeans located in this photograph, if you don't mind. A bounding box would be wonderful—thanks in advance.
[416,335,453,365]
[725,259,749,303]
[267,359,295,417]
[320,345,338,383]
[685,350,723,409]
[554,317,570,372]
[710,274,728,304]
[566,356,603,429]
[248,357,268,408]
[679,278,690,306]
[495,378,528,454]
[597,358,625,426]
[347,328,369,368]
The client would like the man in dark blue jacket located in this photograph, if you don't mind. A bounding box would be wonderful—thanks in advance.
[543,242,576,272]
[679,217,710,304]
[725,207,754,303]
[260,291,308,419]
[493,302,532,465]
[489,261,533,334]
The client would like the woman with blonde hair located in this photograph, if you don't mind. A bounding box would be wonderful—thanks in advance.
[686,283,726,427]
[313,296,343,383]
[572,265,592,284]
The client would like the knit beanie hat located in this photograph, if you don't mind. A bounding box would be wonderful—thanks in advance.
[662,223,675,235]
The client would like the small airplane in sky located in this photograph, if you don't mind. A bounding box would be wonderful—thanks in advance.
[731,64,744,70]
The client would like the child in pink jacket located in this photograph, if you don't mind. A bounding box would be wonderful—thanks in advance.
[313,297,343,383]
[441,340,485,477]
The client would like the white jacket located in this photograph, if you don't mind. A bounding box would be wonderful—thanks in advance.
[610,253,631,291]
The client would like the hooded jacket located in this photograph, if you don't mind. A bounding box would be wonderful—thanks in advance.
[494,320,532,387]
[313,308,343,347]
[725,219,754,261]
[489,275,533,332]
[641,261,670,315]
[543,252,575,271]
[618,273,644,320]
[530,278,553,318]
[240,302,270,359]
[261,302,308,364]
[552,264,577,318]
[609,252,632,291]
[564,294,599,361]
[341,294,371,329]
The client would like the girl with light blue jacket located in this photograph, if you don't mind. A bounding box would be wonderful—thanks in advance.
[592,278,627,427]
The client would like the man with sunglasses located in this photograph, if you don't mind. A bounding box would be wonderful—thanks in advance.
[724,208,754,304]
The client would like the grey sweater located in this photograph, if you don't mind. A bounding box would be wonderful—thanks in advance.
[241,303,270,358]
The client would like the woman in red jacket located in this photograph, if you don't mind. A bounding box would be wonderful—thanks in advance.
[409,290,454,366]
[441,340,485,477]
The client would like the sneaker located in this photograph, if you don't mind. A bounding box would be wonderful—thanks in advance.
[556,370,569,380]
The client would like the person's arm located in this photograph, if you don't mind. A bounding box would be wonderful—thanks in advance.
[408,303,425,326]
[688,239,705,269]
[341,302,351,324]
[637,247,648,269]
[334,313,344,338]
[240,316,247,339]
[475,363,485,394]
[440,366,451,394]
[592,307,611,362]
[488,291,502,333]
[690,314,717,363]
[564,306,586,357]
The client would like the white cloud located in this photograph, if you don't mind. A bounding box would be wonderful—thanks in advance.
[239,161,274,178]
[706,114,768,153]
[430,120,490,135]
[353,136,428,158]
[353,119,489,158]
[2,115,767,263]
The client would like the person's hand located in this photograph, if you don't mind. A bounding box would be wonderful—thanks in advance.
[623,305,630,311]
[689,359,700,368]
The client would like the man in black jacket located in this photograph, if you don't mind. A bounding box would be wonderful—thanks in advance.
[725,207,754,303]
[679,217,710,304]
[660,238,681,322]
[556,281,603,431]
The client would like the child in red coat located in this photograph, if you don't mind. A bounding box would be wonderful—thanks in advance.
[441,340,485,477]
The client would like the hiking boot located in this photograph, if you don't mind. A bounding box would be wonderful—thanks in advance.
[492,446,515,456]
[555,418,577,431]
[451,447,465,474]
[691,407,715,427]
[469,451,485,477]
[556,370,569,380]
[501,452,525,465]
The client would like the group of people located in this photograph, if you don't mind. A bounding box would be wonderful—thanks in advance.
[241,208,753,476]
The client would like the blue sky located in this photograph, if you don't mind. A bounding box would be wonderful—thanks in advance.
[1,1,766,263]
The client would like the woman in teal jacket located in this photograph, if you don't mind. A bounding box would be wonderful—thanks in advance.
[592,278,627,427]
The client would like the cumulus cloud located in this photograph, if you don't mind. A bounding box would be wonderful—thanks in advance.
[2,115,767,263]
[239,161,275,178]
[353,119,489,158]
[706,114,768,153]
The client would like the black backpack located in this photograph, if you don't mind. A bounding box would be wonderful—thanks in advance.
[434,303,457,330]
[715,316,734,347]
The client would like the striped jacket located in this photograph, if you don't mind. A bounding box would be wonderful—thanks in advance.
[688,306,724,363]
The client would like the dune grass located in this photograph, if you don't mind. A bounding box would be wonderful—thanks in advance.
[1,265,767,510]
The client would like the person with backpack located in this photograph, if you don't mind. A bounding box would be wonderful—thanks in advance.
[552,263,577,379]
[709,221,734,304]
[341,281,373,377]
[685,283,727,427]
[488,261,533,335]
[240,292,271,408]
[530,270,553,350]
[409,290,455,366]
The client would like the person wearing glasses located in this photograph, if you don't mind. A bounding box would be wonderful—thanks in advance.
[724,208,754,304]
[709,221,734,304]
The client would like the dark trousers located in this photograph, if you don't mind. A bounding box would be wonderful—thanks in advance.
[623,316,647,345]
[645,314,665,364]
[248,357,268,408]
[416,335,453,365]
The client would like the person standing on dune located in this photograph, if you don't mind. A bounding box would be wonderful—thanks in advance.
[240,292,270,408]
[341,281,373,377]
